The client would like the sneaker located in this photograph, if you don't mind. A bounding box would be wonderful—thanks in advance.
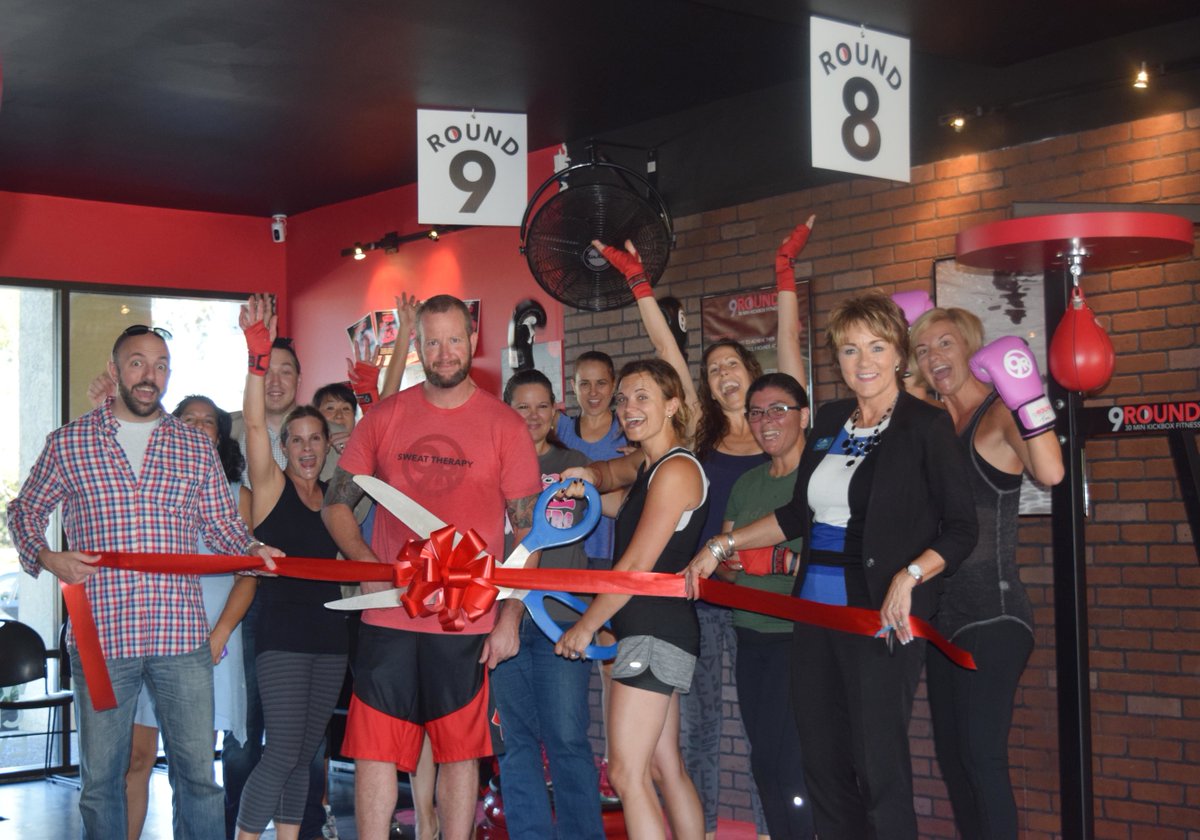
[597,758,620,805]
[322,804,338,839]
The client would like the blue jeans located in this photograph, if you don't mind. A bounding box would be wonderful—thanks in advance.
[71,644,223,840]
[490,616,603,840]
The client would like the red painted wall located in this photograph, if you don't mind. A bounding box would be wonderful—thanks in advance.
[286,146,562,399]
[0,190,285,294]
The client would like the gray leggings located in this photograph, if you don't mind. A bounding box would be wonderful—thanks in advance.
[236,650,347,833]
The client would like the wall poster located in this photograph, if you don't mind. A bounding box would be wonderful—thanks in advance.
[700,281,813,409]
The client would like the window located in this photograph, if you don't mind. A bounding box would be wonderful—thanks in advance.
[1,283,244,776]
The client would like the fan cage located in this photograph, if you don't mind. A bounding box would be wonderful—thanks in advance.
[521,162,673,312]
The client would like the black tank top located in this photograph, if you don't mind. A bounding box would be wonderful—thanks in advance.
[610,448,710,653]
[938,392,1030,639]
[253,476,348,655]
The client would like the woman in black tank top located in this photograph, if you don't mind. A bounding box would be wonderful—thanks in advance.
[912,308,1064,840]
[557,358,709,840]
[235,296,348,840]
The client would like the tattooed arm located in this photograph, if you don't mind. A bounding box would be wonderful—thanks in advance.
[481,491,541,669]
[320,466,377,562]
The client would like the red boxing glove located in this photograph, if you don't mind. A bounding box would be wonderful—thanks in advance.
[243,321,272,376]
[601,244,653,301]
[349,361,381,411]
[774,222,812,293]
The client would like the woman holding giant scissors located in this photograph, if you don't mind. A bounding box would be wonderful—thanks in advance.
[558,358,709,840]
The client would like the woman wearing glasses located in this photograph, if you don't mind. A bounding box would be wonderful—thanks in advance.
[687,293,977,840]
[592,218,813,840]
[717,373,814,839]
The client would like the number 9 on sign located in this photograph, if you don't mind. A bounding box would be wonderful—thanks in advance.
[449,150,496,213]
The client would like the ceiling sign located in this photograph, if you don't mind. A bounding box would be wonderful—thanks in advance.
[809,16,910,183]
[417,109,527,226]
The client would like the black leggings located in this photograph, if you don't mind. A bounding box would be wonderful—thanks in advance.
[236,650,347,833]
[927,620,1033,840]
[735,628,814,839]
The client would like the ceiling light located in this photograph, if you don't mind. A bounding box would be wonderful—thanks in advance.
[352,243,366,260]
[938,108,981,132]
[427,229,440,241]
[1133,61,1149,89]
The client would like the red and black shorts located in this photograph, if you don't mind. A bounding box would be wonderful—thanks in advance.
[341,623,501,771]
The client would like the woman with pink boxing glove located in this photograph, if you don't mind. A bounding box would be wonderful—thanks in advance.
[910,308,1064,840]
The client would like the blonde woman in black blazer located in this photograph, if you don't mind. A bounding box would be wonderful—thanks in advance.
[687,293,977,840]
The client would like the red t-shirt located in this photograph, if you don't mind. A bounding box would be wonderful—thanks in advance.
[338,382,542,633]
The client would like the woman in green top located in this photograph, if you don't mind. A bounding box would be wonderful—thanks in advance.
[719,373,814,839]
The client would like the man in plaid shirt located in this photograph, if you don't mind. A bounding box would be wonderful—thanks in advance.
[7,325,280,840]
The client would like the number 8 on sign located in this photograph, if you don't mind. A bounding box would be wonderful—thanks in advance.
[841,77,881,161]
[809,15,910,183]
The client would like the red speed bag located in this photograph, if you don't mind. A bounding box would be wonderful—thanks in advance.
[1049,286,1115,393]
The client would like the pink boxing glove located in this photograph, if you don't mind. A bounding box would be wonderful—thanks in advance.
[891,290,934,327]
[970,336,1056,439]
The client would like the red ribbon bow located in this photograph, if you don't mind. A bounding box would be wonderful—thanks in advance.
[394,525,497,631]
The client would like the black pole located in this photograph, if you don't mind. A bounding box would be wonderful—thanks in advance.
[1043,266,1094,839]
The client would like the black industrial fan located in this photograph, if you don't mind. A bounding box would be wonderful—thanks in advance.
[520,156,673,312]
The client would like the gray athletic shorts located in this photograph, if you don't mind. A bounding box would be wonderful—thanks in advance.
[611,635,696,696]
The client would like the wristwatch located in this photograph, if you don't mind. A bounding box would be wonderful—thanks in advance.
[905,563,924,584]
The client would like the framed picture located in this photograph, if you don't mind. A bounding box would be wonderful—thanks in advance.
[933,258,1054,515]
[346,312,381,364]
[700,281,814,408]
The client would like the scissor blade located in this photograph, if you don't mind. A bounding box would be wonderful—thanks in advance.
[495,545,534,601]
[354,475,450,542]
[325,589,406,611]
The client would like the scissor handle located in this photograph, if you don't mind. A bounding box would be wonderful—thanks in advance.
[523,478,602,554]
[524,590,617,660]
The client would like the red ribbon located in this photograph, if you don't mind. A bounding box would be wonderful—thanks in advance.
[65,542,974,711]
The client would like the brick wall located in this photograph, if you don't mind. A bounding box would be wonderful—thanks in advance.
[565,108,1200,837]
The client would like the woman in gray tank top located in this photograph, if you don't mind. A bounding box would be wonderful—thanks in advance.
[911,308,1064,840]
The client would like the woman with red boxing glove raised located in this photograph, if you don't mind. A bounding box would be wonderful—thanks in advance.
[591,218,813,840]
[234,294,348,840]
[910,309,1063,840]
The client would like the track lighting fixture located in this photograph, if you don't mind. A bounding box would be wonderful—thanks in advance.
[340,226,470,259]
[1133,61,1149,89]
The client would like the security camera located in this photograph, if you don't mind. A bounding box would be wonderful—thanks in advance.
[271,214,287,243]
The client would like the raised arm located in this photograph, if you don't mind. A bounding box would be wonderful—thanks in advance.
[775,216,815,390]
[239,294,285,517]
[595,239,701,435]
[380,292,420,399]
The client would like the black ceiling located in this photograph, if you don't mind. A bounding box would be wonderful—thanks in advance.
[1,0,1198,219]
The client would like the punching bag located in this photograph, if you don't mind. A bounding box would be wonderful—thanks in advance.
[1049,286,1115,393]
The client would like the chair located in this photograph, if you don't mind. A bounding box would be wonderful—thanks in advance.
[0,620,74,777]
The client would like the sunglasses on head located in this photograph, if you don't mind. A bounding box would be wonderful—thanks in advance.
[121,324,173,341]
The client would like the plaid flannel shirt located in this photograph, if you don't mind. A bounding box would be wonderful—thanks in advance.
[6,400,255,658]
